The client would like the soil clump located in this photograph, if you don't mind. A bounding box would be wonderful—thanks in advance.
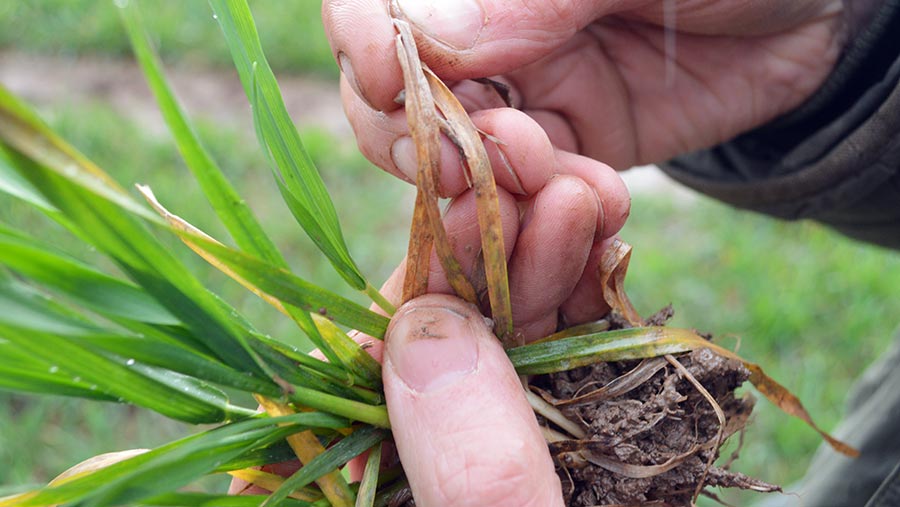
[540,341,780,506]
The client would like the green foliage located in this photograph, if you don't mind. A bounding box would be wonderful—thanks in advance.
[2,1,898,505]
[0,2,394,503]
[10,413,347,507]
[0,1,336,76]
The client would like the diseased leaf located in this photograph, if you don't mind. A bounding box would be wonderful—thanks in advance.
[226,469,323,502]
[255,396,355,507]
[598,238,644,327]
[508,326,859,457]
[424,69,514,346]
[394,20,477,305]
[355,442,382,507]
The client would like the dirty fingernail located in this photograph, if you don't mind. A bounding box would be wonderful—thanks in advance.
[390,136,417,183]
[338,52,373,108]
[386,306,478,392]
[395,0,485,50]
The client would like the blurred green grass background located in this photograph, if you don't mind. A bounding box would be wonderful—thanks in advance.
[1,1,899,505]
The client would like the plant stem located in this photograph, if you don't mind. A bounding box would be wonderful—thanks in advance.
[287,386,391,429]
[364,283,396,318]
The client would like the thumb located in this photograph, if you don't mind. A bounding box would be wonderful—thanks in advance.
[383,294,563,507]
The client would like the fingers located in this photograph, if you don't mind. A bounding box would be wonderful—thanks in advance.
[554,149,630,239]
[343,83,555,199]
[374,148,628,339]
[426,187,521,296]
[324,0,610,112]
[508,175,598,341]
[384,295,564,507]
[559,236,617,326]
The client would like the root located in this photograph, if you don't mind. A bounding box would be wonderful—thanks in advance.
[542,348,776,507]
[664,354,724,505]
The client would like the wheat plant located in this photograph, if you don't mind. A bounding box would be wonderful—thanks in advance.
[0,2,855,506]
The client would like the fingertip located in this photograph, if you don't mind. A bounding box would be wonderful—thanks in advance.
[559,236,617,326]
[393,0,605,83]
[509,174,597,337]
[555,149,631,238]
[324,0,404,111]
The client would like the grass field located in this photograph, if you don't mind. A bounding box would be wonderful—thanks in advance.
[0,1,336,76]
[2,2,899,504]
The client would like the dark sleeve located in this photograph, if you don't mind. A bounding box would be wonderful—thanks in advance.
[660,0,900,250]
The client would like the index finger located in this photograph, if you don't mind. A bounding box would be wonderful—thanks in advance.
[322,0,605,111]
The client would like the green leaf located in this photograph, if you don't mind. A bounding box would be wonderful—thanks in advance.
[284,384,389,429]
[0,343,117,401]
[139,186,387,387]
[265,427,390,507]
[0,90,161,225]
[506,327,694,375]
[0,223,179,325]
[312,314,382,388]
[2,413,347,507]
[120,3,389,383]
[209,0,383,303]
[0,324,253,424]
[247,334,381,404]
[214,441,297,472]
[76,334,283,398]
[251,332,371,390]
[185,233,389,339]
[0,281,253,422]
[0,86,270,377]
[0,280,100,336]
[0,274,336,403]
[0,146,56,213]
[119,2,284,268]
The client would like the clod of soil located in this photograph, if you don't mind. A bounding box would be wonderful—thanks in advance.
[539,346,780,506]
[387,342,779,507]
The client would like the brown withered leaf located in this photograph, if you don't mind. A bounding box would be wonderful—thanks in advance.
[424,68,515,346]
[394,20,477,306]
[599,238,644,327]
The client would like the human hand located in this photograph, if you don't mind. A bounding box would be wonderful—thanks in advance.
[230,295,566,506]
[324,0,844,170]
[379,293,564,507]
[349,171,622,505]
[231,168,618,504]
